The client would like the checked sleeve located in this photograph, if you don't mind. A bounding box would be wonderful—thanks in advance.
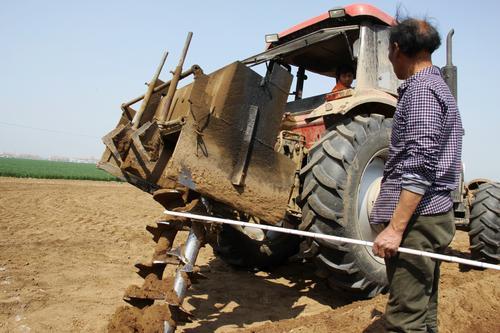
[401,83,444,195]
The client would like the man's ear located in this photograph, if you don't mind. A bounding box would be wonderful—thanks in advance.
[392,42,400,56]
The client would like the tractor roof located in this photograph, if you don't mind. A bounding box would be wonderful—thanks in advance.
[243,3,395,76]
[267,3,395,48]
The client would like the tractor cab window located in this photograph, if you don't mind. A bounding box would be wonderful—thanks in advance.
[280,27,359,101]
[272,27,360,114]
[242,24,399,115]
[243,25,359,96]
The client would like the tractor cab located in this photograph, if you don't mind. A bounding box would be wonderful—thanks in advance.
[242,3,399,146]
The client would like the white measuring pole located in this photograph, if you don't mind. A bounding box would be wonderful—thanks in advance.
[164,210,500,271]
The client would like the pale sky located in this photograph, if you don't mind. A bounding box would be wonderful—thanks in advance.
[1,1,499,181]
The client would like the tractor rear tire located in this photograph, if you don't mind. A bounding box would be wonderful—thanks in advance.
[300,114,392,298]
[469,182,500,263]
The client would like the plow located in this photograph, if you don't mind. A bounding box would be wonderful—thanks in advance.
[101,31,300,331]
[98,4,500,332]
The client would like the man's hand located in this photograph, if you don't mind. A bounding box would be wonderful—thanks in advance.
[372,224,403,258]
[372,189,424,258]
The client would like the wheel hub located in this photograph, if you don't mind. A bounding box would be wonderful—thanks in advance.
[357,149,387,264]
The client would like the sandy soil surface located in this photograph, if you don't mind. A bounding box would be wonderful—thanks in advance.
[0,177,498,332]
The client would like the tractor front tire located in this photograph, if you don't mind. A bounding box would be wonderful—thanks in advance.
[300,114,392,298]
[469,182,500,263]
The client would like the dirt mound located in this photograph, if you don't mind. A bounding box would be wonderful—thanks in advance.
[0,177,498,332]
[108,305,175,333]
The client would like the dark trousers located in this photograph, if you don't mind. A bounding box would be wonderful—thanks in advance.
[384,210,455,333]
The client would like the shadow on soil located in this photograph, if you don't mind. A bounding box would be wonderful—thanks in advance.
[180,257,355,332]
[444,246,483,272]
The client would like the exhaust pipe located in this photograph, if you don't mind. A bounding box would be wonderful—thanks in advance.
[441,29,458,101]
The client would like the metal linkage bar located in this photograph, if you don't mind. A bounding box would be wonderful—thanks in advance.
[159,32,193,123]
[164,210,500,271]
[131,51,169,129]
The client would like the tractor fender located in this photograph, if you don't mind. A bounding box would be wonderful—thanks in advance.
[305,88,397,122]
[467,178,493,192]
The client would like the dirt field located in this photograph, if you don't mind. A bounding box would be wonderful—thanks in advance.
[0,177,498,332]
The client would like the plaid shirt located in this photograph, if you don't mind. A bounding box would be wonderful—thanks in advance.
[370,66,463,224]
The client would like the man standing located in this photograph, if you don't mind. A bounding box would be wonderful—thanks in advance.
[370,18,463,332]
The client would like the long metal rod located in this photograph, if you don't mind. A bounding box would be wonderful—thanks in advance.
[131,51,169,129]
[164,210,500,271]
[159,32,193,123]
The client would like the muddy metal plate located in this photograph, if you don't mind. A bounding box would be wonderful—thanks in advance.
[165,62,295,224]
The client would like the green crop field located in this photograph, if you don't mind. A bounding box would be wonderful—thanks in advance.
[0,157,120,181]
